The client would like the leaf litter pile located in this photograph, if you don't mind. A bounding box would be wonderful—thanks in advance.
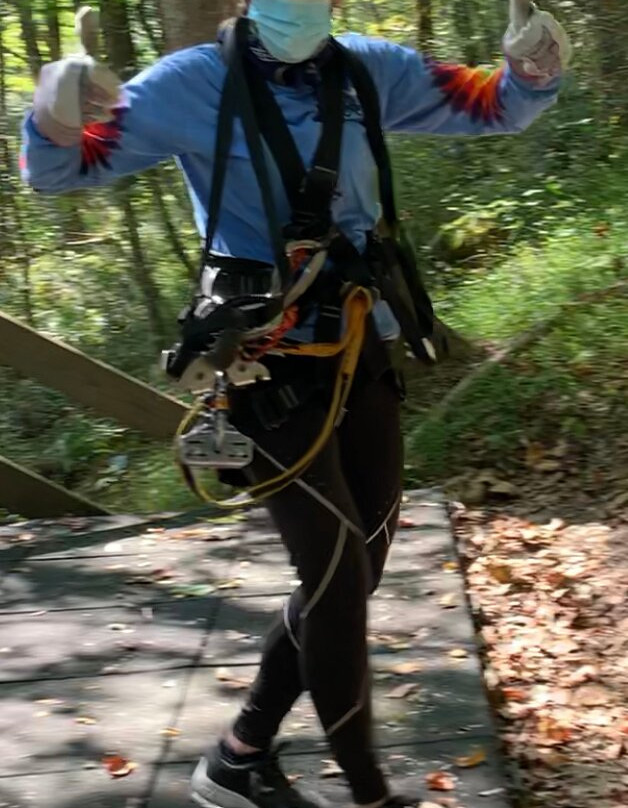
[453,505,628,807]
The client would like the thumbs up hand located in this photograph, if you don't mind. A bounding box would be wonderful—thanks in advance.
[33,6,120,146]
[503,1,572,82]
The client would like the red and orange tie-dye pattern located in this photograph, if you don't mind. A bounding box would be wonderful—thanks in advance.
[428,59,505,124]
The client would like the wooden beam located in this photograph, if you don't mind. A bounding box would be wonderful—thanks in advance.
[0,312,188,440]
[0,455,110,517]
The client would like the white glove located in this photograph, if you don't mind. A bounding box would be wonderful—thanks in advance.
[33,7,120,146]
[503,0,572,82]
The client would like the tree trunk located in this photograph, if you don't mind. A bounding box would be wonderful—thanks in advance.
[452,0,479,65]
[137,0,165,56]
[44,0,61,61]
[99,0,138,79]
[159,0,229,52]
[118,189,168,349]
[417,0,434,52]
[0,15,34,324]
[147,174,197,282]
[594,0,628,123]
[11,0,43,79]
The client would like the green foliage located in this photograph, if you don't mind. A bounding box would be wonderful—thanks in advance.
[403,218,628,482]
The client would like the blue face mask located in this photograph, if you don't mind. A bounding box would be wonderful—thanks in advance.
[248,0,331,64]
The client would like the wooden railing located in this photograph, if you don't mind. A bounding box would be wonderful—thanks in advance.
[0,311,189,518]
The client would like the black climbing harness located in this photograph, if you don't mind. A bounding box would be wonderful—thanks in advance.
[162,18,438,504]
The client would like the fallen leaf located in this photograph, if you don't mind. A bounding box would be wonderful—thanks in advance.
[488,480,518,498]
[75,716,97,725]
[425,771,456,791]
[439,593,458,609]
[486,562,512,584]
[151,568,176,581]
[442,561,459,572]
[448,648,469,659]
[525,442,546,468]
[168,583,216,598]
[389,641,411,651]
[536,717,573,746]
[537,749,569,768]
[390,660,422,675]
[398,517,417,529]
[501,686,527,702]
[536,459,563,473]
[605,741,624,760]
[454,747,486,768]
[160,727,181,737]
[215,667,252,690]
[574,684,611,707]
[216,579,243,591]
[546,639,579,657]
[102,755,138,778]
[386,683,419,699]
[170,527,213,540]
[8,531,36,544]
[319,759,342,778]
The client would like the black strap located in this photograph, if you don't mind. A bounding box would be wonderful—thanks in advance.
[336,43,398,229]
[337,43,435,345]
[202,66,236,264]
[206,22,434,353]
[242,64,304,211]
[204,18,291,286]
[243,43,345,238]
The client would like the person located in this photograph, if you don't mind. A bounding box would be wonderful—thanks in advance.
[21,2,571,807]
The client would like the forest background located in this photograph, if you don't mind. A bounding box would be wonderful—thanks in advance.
[1,0,627,516]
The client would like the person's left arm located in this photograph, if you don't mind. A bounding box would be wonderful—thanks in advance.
[343,1,571,136]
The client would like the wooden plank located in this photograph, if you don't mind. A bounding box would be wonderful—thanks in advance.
[0,455,110,517]
[0,312,188,439]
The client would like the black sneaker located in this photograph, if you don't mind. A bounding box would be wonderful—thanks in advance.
[191,743,329,808]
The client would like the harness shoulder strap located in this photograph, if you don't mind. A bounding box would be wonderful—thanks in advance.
[334,43,397,228]
[205,18,291,286]
[335,42,435,347]
[243,44,346,239]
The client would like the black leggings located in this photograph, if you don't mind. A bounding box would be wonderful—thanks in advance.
[229,361,403,805]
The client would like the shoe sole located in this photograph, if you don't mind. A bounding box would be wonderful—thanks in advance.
[191,779,259,808]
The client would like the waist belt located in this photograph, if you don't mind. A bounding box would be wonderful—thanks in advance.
[200,255,280,302]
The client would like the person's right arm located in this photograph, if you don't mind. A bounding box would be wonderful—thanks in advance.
[21,46,220,194]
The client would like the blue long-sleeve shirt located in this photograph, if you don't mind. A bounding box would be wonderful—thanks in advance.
[21,34,560,339]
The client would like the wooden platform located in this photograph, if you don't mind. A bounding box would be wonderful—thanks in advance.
[0,492,510,808]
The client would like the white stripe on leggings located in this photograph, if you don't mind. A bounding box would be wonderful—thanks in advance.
[300,520,348,619]
[366,491,401,545]
[326,695,364,737]
[253,443,364,538]
[283,598,301,651]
